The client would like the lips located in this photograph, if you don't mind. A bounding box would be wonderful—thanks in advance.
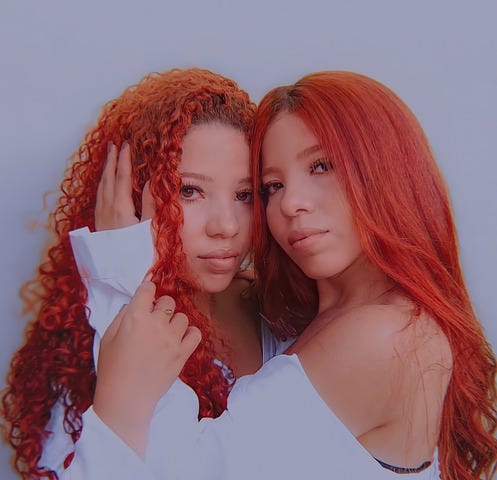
[198,249,239,260]
[287,228,328,247]
[198,249,240,273]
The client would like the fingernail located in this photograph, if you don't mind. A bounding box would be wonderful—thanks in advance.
[107,141,113,154]
[144,272,153,282]
[122,141,129,151]
[119,303,128,312]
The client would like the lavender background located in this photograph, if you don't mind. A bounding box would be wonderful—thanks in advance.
[1,0,496,477]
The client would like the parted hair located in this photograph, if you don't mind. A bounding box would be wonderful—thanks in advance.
[251,71,497,480]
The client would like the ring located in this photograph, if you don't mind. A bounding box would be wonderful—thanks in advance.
[155,307,173,316]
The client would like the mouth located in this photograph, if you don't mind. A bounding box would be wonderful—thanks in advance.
[288,228,328,248]
[198,250,240,273]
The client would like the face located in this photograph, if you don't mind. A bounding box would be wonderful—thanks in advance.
[179,122,252,293]
[261,113,363,280]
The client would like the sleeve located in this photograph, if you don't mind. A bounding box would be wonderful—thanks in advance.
[60,378,201,480]
[37,222,154,476]
[68,220,155,370]
[37,395,75,478]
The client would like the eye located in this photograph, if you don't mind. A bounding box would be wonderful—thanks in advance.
[261,181,283,198]
[310,159,331,174]
[180,184,203,201]
[235,189,254,203]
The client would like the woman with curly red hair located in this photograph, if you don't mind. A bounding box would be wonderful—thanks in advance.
[1,67,289,479]
[68,71,496,480]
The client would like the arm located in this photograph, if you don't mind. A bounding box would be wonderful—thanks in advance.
[69,142,156,372]
[85,290,436,480]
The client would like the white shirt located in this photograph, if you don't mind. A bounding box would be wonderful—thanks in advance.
[42,221,439,479]
[40,221,292,476]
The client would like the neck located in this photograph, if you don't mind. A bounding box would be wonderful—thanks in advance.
[193,280,245,328]
[193,291,213,319]
[316,254,395,314]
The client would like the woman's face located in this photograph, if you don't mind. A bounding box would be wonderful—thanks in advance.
[261,113,363,280]
[179,122,252,293]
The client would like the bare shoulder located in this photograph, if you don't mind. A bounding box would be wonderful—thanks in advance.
[305,302,451,371]
[295,302,452,436]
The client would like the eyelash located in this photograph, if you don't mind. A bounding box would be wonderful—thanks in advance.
[180,183,253,204]
[236,190,254,204]
[260,182,283,199]
[310,158,331,174]
[261,158,332,200]
[180,183,203,201]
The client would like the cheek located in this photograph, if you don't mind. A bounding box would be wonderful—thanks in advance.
[265,202,284,242]
[236,204,253,244]
[180,205,204,257]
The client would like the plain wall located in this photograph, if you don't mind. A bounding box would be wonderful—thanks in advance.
[1,0,496,477]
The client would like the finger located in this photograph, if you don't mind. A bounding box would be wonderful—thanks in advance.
[168,312,189,338]
[153,295,176,318]
[127,280,157,316]
[115,143,136,217]
[234,269,255,282]
[97,142,118,209]
[140,181,156,221]
[180,326,202,358]
[101,303,127,343]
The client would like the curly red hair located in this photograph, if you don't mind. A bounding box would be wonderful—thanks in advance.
[251,71,497,479]
[1,67,255,479]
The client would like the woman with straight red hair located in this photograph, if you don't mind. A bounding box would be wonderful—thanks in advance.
[52,71,496,480]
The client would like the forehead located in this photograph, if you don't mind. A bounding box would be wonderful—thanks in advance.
[262,113,321,165]
[180,122,250,175]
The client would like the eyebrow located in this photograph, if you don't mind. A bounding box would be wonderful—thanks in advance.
[180,172,213,182]
[296,144,323,160]
[262,144,324,177]
[181,172,252,186]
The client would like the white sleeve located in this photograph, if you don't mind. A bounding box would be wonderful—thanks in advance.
[37,222,154,476]
[37,395,74,477]
[61,378,201,480]
[68,220,155,370]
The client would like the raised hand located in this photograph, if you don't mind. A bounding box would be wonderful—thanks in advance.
[95,143,155,231]
[93,280,201,457]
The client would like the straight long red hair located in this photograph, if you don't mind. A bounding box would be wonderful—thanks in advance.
[1,67,255,479]
[251,71,497,479]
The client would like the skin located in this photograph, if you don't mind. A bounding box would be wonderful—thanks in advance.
[93,122,262,456]
[96,113,453,467]
[262,113,453,466]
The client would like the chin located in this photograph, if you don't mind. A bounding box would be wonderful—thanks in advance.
[197,273,235,294]
[297,260,340,281]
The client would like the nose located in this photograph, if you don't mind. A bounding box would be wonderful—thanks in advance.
[205,199,240,238]
[278,179,314,218]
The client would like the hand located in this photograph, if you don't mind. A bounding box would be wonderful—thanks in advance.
[93,281,201,457]
[95,142,155,231]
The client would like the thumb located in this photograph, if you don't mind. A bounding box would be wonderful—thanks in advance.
[102,304,127,343]
[140,181,156,222]
[180,326,202,360]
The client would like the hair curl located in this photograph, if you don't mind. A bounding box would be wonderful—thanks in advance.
[251,71,497,479]
[1,67,256,479]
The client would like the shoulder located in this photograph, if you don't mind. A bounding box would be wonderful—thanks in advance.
[311,302,451,371]
[295,302,452,436]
